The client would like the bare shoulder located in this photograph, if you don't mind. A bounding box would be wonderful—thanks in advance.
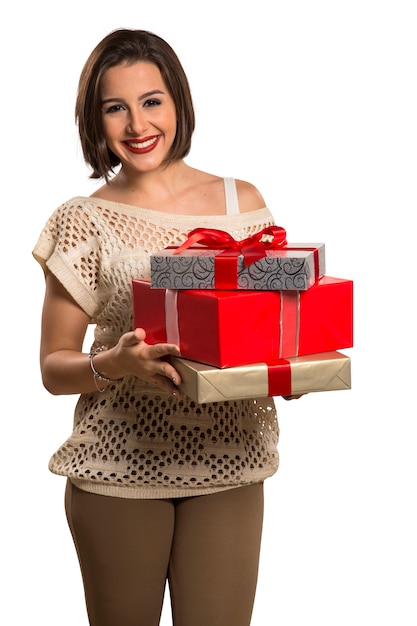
[90,183,113,200]
[234,179,266,213]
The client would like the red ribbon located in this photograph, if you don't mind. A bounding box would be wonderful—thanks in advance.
[173,226,288,290]
[173,226,288,267]
[267,360,292,396]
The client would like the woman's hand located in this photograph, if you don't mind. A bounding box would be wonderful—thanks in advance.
[282,394,305,401]
[40,271,182,397]
[101,327,182,396]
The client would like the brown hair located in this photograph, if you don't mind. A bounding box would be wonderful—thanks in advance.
[75,29,195,180]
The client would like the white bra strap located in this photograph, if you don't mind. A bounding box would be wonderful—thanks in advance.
[223,177,240,215]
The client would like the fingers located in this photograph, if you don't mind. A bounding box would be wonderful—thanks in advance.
[160,359,181,386]
[130,327,147,344]
[152,373,182,398]
[149,342,181,359]
[125,330,182,395]
[127,329,180,358]
[148,345,182,392]
[282,394,305,401]
[145,359,181,397]
[119,328,146,348]
[133,327,147,342]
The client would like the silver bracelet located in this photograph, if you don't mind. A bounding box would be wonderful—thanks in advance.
[89,345,122,392]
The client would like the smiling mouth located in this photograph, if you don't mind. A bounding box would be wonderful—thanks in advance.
[124,136,160,153]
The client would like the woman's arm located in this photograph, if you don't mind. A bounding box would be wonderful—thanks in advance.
[40,272,182,396]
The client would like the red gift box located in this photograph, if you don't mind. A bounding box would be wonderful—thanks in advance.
[132,276,353,368]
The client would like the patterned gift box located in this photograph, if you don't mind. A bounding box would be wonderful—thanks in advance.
[150,226,325,291]
[169,351,351,403]
[132,276,353,368]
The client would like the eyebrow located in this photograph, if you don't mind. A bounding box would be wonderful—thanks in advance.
[101,89,166,106]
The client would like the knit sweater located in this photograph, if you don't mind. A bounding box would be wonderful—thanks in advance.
[33,183,279,499]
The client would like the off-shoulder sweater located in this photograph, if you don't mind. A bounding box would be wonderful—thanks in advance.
[33,178,279,499]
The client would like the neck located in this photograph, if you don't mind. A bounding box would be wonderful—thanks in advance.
[112,160,189,194]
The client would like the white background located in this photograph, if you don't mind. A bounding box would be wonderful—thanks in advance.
[1,1,416,624]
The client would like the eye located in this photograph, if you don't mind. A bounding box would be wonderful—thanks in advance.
[143,98,161,108]
[102,103,126,114]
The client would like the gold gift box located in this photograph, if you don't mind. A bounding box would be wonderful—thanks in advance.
[170,351,351,403]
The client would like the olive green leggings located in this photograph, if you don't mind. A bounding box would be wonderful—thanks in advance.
[65,480,264,626]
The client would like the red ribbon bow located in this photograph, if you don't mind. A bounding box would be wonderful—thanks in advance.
[174,225,288,267]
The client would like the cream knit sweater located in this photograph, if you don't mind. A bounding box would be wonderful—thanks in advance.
[33,183,279,499]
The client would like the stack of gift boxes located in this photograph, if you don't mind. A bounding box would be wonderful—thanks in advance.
[132,226,353,403]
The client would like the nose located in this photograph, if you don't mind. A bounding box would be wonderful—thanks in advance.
[126,108,148,135]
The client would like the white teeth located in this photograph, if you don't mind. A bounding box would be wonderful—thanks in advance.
[127,137,158,149]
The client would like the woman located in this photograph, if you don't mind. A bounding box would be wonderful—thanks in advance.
[33,28,280,626]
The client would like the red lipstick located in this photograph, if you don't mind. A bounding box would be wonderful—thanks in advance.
[123,135,160,154]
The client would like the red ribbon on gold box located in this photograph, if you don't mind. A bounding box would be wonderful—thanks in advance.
[169,351,352,403]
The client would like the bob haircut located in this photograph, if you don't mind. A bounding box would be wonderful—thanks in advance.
[75,29,196,180]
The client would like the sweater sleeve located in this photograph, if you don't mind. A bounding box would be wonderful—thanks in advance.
[32,199,109,319]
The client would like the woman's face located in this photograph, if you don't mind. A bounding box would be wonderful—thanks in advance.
[100,61,177,174]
